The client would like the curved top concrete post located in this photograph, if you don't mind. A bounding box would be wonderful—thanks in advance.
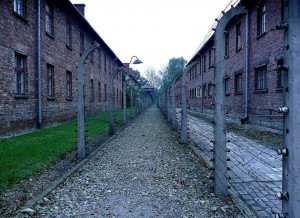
[213,5,245,198]
[77,42,100,159]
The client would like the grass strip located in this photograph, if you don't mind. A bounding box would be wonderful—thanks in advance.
[0,110,127,194]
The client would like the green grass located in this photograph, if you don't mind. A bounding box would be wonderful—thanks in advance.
[0,110,128,194]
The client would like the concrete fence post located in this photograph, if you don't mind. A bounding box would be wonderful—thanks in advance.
[167,86,171,123]
[77,42,100,159]
[123,76,127,124]
[281,0,300,216]
[109,69,120,135]
[180,62,197,144]
[181,70,188,144]
[130,88,133,119]
[171,80,177,130]
[214,6,244,197]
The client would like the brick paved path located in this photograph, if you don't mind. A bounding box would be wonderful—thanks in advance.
[187,114,282,217]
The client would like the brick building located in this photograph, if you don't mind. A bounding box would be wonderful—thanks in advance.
[186,0,285,129]
[0,0,124,136]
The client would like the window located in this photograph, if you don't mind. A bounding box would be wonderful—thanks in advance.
[116,88,118,103]
[15,53,26,95]
[208,50,212,67]
[235,73,242,94]
[104,54,107,72]
[14,0,26,17]
[281,0,285,21]
[225,33,229,57]
[66,19,72,48]
[45,2,54,36]
[277,70,285,89]
[104,83,107,101]
[193,67,195,78]
[208,83,213,97]
[191,67,194,79]
[236,23,241,50]
[66,71,72,100]
[196,87,202,98]
[47,64,54,97]
[225,76,230,95]
[98,82,101,101]
[90,41,94,63]
[192,68,195,79]
[199,58,202,75]
[277,59,284,89]
[109,58,112,73]
[203,84,207,97]
[203,55,206,72]
[257,2,266,36]
[255,66,267,90]
[91,79,94,102]
[98,49,102,68]
[80,32,84,55]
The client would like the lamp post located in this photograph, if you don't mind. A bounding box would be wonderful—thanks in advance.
[109,61,121,135]
[123,56,143,124]
[109,56,142,135]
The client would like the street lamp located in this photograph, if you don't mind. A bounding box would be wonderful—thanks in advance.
[129,56,143,65]
[123,56,143,124]
[109,55,142,135]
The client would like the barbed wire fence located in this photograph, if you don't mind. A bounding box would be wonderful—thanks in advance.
[158,0,300,217]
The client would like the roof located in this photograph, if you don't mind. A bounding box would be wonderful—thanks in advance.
[56,0,123,66]
[187,0,241,65]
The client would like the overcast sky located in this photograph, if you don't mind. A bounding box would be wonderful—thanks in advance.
[70,0,232,76]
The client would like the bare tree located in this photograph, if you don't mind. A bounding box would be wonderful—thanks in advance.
[145,67,162,89]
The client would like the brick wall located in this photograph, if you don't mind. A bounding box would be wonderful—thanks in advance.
[0,0,123,136]
[0,0,37,135]
[188,37,215,111]
[185,0,284,129]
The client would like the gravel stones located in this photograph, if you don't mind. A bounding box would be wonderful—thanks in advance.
[22,107,242,217]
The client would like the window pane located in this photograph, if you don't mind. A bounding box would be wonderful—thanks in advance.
[14,0,24,16]
[225,33,229,55]
[255,66,267,90]
[225,78,230,94]
[46,3,54,35]
[47,65,54,97]
[66,19,71,47]
[235,74,242,93]
[236,23,241,50]
[66,72,72,98]
[258,3,266,35]
[15,53,26,94]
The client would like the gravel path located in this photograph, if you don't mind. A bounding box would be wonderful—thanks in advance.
[22,106,241,217]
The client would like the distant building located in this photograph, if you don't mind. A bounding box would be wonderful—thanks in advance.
[0,0,123,136]
[186,0,284,129]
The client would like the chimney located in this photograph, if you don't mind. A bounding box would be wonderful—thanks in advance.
[74,4,85,17]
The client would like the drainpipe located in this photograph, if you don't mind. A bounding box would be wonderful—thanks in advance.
[37,0,42,128]
[245,9,249,119]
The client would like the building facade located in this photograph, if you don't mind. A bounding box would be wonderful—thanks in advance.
[186,0,284,129]
[0,0,123,136]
